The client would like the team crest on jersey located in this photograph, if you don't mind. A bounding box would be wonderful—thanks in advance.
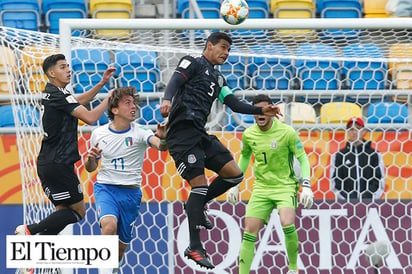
[218,75,224,87]
[271,140,277,149]
[125,137,133,147]
[187,154,197,164]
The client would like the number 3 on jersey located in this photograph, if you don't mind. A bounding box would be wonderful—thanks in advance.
[208,82,215,96]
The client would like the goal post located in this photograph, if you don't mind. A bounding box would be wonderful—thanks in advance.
[2,17,412,273]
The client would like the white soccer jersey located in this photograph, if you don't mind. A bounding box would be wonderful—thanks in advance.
[90,122,154,187]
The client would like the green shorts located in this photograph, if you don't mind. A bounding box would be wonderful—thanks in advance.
[245,190,298,223]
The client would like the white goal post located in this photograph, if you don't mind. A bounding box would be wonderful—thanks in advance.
[3,17,412,273]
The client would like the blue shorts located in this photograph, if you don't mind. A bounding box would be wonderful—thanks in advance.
[93,183,142,244]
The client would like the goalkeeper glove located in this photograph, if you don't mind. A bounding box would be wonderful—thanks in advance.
[299,179,314,209]
[227,185,240,205]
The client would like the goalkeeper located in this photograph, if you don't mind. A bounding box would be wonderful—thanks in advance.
[227,94,314,274]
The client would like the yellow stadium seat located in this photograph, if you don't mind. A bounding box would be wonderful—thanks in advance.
[89,0,133,37]
[389,43,412,91]
[320,102,362,124]
[271,0,315,37]
[0,46,17,103]
[277,102,317,124]
[363,0,389,18]
[21,45,59,93]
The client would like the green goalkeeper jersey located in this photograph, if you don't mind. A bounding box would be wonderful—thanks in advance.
[240,118,306,194]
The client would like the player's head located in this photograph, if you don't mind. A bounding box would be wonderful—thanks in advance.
[107,86,139,121]
[252,94,273,130]
[203,32,232,65]
[42,54,70,87]
[346,117,366,143]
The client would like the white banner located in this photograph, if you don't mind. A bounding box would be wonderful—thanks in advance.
[6,235,118,269]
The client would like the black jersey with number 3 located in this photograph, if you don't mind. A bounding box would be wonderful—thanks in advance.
[168,55,227,131]
[37,83,81,165]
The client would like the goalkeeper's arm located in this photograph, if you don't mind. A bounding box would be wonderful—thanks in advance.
[227,153,251,204]
[297,153,314,208]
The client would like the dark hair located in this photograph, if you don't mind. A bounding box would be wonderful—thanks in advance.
[42,54,66,76]
[107,87,139,120]
[203,32,232,51]
[252,94,272,105]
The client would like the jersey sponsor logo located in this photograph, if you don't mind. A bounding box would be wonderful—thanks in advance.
[205,69,209,75]
[125,137,133,147]
[179,59,191,69]
[271,140,277,149]
[65,95,78,104]
[42,93,50,100]
[187,154,197,164]
[345,159,352,165]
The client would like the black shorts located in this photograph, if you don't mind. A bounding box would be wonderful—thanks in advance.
[167,123,234,181]
[37,163,84,206]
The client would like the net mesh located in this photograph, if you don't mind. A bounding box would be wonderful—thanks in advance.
[1,20,412,273]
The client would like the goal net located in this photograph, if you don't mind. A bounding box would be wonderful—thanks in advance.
[2,18,412,273]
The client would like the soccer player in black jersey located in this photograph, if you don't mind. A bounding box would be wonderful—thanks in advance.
[15,54,115,241]
[160,32,282,269]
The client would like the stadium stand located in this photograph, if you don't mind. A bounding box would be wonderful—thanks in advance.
[271,0,315,37]
[342,43,387,90]
[42,0,87,34]
[319,0,362,39]
[0,104,40,127]
[320,102,362,124]
[389,43,412,90]
[21,45,59,93]
[71,48,112,93]
[226,110,255,131]
[89,0,134,36]
[231,0,269,39]
[0,46,16,102]
[217,47,247,91]
[248,44,293,90]
[114,49,160,92]
[277,102,317,124]
[0,0,40,31]
[367,102,409,124]
[295,43,341,90]
[139,99,165,125]
[180,0,220,18]
[363,0,389,18]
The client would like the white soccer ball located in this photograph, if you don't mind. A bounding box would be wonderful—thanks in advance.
[220,0,249,25]
[364,240,391,266]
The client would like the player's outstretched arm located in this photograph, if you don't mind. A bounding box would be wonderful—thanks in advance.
[297,153,313,208]
[223,93,282,119]
[76,67,116,106]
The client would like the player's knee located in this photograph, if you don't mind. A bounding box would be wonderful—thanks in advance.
[71,208,85,220]
[101,218,117,235]
[222,173,244,186]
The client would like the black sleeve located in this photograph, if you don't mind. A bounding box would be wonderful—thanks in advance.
[223,94,263,115]
[163,72,186,100]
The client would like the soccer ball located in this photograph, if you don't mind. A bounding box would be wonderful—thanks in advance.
[220,0,249,25]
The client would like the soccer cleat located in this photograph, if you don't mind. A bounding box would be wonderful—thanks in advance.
[287,270,298,274]
[15,225,31,236]
[184,247,215,269]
